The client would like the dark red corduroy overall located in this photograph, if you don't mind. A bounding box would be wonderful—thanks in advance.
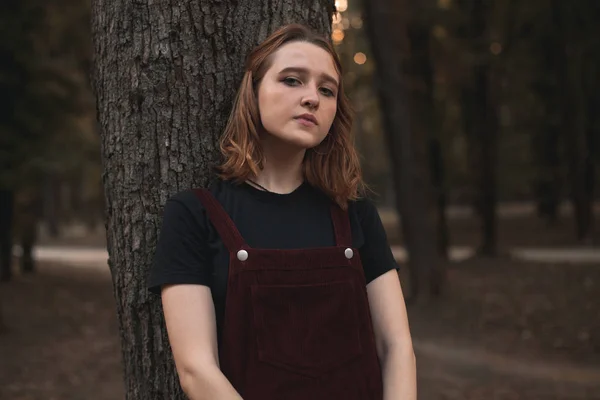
[195,189,383,399]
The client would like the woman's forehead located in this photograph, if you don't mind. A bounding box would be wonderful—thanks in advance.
[267,42,339,81]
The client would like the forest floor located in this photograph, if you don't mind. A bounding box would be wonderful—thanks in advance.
[2,258,599,400]
[1,208,599,399]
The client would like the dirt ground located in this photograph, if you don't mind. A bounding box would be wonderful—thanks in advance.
[0,263,123,400]
[1,257,599,400]
[411,257,600,364]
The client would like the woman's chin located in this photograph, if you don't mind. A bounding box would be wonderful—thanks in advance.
[284,132,326,150]
[263,129,326,152]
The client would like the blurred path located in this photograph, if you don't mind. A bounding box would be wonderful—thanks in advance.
[18,246,110,270]
[415,340,600,399]
[391,246,600,264]
[13,245,600,269]
[414,339,600,385]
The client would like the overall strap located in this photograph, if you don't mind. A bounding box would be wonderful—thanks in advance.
[193,189,247,251]
[330,202,353,247]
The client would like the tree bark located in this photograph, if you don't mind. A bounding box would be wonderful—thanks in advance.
[363,0,444,303]
[90,1,334,398]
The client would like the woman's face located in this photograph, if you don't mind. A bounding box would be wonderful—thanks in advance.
[257,41,339,150]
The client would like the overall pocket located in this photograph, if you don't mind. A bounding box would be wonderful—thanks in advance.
[250,280,363,378]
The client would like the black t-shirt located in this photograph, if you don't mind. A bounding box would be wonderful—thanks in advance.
[148,179,399,339]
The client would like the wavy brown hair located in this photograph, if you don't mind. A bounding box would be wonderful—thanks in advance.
[218,23,366,209]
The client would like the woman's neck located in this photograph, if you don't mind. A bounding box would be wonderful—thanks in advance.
[251,137,306,194]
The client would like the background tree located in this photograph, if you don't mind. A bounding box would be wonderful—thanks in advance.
[91,1,335,397]
[557,0,597,243]
[529,3,563,224]
[405,0,450,259]
[454,0,500,256]
[363,0,444,302]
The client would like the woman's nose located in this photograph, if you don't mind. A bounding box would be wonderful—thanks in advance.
[301,86,320,109]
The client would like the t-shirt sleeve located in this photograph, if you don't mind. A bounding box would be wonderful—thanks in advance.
[355,198,400,284]
[147,191,212,294]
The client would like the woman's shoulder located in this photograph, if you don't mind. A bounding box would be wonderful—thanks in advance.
[165,178,236,205]
[348,192,380,223]
[160,179,233,222]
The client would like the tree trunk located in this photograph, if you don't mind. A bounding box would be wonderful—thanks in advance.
[0,299,6,334]
[19,207,38,274]
[16,187,41,274]
[549,0,597,243]
[406,22,449,260]
[90,1,334,398]
[68,171,84,222]
[530,30,562,223]
[460,0,498,256]
[0,189,14,282]
[556,0,594,243]
[532,127,561,224]
[479,67,498,256]
[42,173,60,237]
[363,0,444,303]
[565,46,593,243]
[430,141,449,258]
[584,64,598,239]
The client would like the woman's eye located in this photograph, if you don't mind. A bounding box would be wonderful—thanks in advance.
[283,77,301,86]
[320,87,335,97]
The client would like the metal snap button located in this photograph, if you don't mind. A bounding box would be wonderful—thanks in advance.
[344,248,354,259]
[237,249,249,261]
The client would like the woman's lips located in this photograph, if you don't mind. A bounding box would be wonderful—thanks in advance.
[295,117,317,127]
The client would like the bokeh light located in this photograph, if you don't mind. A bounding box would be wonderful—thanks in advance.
[332,28,345,44]
[354,52,367,65]
[351,17,363,29]
[335,0,348,13]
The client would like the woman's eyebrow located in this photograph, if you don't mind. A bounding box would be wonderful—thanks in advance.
[278,66,339,87]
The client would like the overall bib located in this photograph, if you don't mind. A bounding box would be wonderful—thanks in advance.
[195,189,383,399]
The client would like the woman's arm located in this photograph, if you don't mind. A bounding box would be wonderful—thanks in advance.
[162,284,243,400]
[367,269,417,400]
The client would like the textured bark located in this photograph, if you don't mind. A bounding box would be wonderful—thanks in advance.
[90,1,334,398]
[363,0,444,303]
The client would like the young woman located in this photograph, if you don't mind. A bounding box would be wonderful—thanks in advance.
[149,23,416,400]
